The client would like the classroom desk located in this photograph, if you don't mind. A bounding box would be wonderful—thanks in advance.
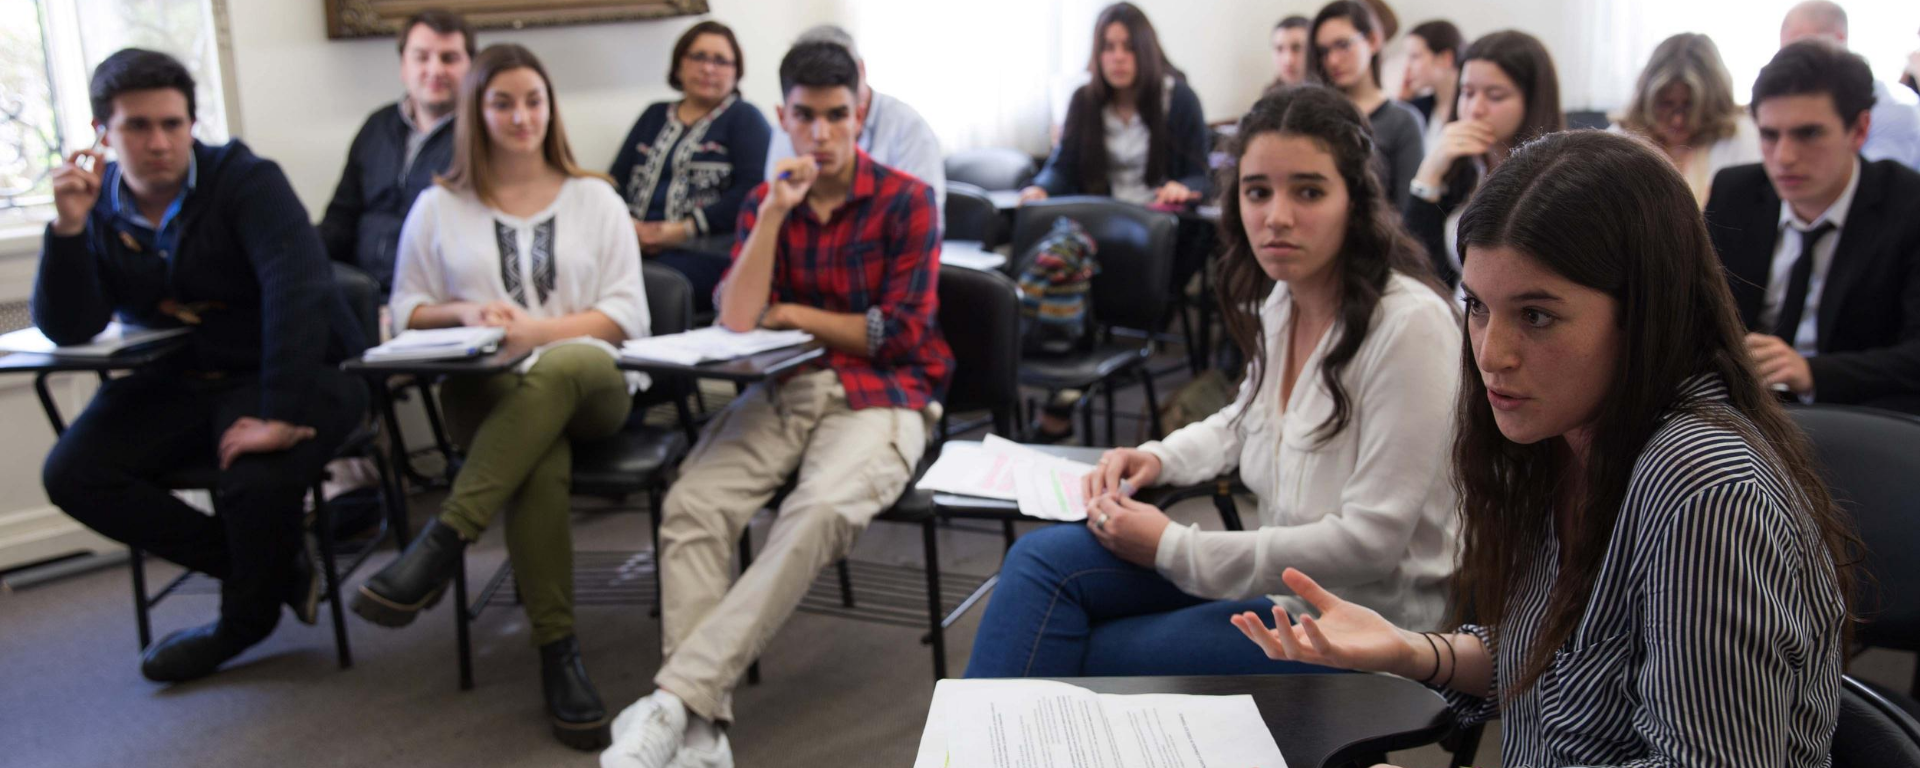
[1059,674,1453,767]
[339,345,533,490]
[941,239,1008,272]
[987,189,1023,211]
[0,338,190,434]
[616,342,824,384]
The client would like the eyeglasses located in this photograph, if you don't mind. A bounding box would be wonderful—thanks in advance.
[684,52,736,70]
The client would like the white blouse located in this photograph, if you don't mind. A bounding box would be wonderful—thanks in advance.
[1140,272,1462,631]
[390,177,651,379]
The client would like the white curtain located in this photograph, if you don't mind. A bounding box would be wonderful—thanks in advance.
[1558,0,1918,111]
[846,0,1089,155]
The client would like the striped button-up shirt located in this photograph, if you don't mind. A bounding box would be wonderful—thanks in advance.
[1445,376,1846,767]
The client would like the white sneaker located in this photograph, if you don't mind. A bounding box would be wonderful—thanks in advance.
[667,732,732,768]
[600,692,686,768]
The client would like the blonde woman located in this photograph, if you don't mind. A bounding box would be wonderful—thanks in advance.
[1613,33,1760,206]
[352,43,649,751]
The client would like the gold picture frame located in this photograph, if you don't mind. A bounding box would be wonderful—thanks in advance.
[324,0,710,40]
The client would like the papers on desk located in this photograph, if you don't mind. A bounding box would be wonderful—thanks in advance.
[363,327,505,361]
[0,323,189,358]
[619,327,813,366]
[915,435,1095,521]
[943,240,1009,272]
[913,679,1287,768]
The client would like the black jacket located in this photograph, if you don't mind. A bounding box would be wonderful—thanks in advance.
[318,102,453,293]
[33,140,365,423]
[1704,159,1920,412]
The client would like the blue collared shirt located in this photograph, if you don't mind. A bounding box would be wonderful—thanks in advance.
[109,152,198,258]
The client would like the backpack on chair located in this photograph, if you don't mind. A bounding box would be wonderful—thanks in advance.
[1015,217,1100,357]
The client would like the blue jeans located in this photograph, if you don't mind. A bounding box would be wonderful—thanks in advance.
[964,524,1330,677]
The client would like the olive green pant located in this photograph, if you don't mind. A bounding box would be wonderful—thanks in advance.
[437,344,631,647]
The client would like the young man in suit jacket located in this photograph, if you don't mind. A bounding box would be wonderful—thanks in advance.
[1705,40,1920,414]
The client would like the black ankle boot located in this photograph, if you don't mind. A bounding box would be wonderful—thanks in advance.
[351,519,465,627]
[539,635,610,750]
[140,621,253,683]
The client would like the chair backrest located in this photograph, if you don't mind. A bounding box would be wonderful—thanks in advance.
[1566,109,1611,130]
[1834,676,1920,767]
[330,261,381,349]
[1788,405,1920,653]
[936,265,1021,433]
[642,261,694,336]
[945,148,1036,191]
[1010,196,1177,333]
[944,181,1004,249]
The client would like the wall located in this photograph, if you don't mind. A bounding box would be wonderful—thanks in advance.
[224,0,838,214]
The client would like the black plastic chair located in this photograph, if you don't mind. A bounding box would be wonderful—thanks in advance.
[1011,197,1176,445]
[945,148,1036,192]
[945,181,1006,251]
[1835,675,1920,767]
[127,262,401,669]
[739,264,1025,681]
[1788,404,1920,710]
[447,262,696,690]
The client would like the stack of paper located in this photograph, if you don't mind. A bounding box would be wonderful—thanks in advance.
[913,678,1288,768]
[363,327,505,361]
[915,435,1097,521]
[620,327,812,366]
[0,323,189,358]
[942,240,1008,272]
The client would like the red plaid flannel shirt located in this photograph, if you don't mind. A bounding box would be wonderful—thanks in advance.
[723,149,952,411]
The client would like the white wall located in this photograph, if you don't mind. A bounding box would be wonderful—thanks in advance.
[225,0,838,214]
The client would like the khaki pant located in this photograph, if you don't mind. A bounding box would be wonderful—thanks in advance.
[654,369,931,721]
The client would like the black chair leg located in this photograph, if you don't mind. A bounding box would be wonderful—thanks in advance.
[130,547,152,650]
[1212,489,1244,531]
[922,518,947,680]
[1138,367,1164,439]
[455,555,474,690]
[1079,395,1097,448]
[1103,380,1118,446]
[648,487,664,619]
[1177,298,1201,375]
[414,381,459,481]
[313,482,352,669]
[1001,520,1017,551]
[1443,722,1486,767]
[836,560,855,608]
[371,446,410,550]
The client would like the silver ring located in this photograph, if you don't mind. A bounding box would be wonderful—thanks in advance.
[1097,513,1111,529]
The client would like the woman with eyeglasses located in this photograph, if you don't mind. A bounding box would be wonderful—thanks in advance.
[609,20,770,312]
[1307,1,1428,211]
[1611,33,1759,207]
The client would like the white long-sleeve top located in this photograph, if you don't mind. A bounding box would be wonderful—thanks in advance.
[1141,271,1462,630]
[390,177,650,382]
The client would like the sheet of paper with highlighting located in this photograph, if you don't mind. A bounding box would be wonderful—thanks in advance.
[914,436,1097,520]
[913,678,1288,768]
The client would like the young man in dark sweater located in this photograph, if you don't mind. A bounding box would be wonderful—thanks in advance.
[317,9,472,294]
[35,49,368,683]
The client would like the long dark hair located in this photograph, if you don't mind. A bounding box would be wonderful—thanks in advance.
[439,43,607,206]
[1307,1,1386,89]
[1213,84,1440,442]
[1449,130,1859,694]
[1443,31,1564,200]
[1060,2,1177,195]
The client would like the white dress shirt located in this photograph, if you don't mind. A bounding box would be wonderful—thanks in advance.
[1761,158,1862,357]
[1139,272,1462,631]
[1102,106,1153,206]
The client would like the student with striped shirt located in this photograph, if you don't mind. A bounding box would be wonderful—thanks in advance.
[1233,130,1858,766]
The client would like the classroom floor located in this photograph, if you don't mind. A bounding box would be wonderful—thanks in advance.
[2,372,1913,768]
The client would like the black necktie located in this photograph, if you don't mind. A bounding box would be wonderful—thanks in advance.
[1773,222,1836,344]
